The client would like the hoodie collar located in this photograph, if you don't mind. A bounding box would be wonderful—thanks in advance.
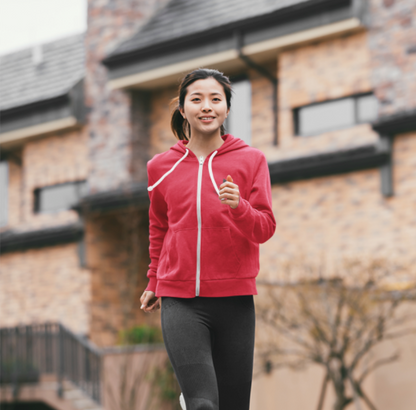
[171,133,248,157]
[147,134,247,193]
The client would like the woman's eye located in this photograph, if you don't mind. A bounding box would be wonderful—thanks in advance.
[191,98,221,101]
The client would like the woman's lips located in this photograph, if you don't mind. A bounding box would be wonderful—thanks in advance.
[199,117,215,123]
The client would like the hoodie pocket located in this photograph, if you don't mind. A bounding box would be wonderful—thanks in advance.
[201,227,242,279]
[161,228,198,281]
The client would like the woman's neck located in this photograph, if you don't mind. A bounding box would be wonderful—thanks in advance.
[185,132,225,160]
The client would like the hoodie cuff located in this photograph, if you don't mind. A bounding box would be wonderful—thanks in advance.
[146,277,158,293]
[228,197,250,219]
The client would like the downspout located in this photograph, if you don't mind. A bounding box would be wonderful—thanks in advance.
[234,29,279,145]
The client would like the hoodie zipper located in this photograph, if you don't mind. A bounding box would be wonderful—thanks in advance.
[196,155,205,296]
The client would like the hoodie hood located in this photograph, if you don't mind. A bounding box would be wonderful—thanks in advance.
[171,133,249,157]
[147,134,248,193]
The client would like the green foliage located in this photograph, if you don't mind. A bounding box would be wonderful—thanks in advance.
[118,324,164,345]
[0,358,39,384]
[146,357,182,410]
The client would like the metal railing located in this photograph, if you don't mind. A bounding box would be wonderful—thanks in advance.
[0,322,102,404]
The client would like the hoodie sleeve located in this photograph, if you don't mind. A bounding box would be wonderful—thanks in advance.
[145,161,169,293]
[227,152,276,244]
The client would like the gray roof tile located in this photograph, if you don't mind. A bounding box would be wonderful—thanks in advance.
[108,0,310,58]
[0,33,85,111]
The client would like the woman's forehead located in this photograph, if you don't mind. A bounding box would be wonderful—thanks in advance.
[187,78,225,95]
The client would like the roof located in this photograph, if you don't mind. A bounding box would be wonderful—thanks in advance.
[0,33,85,112]
[106,0,311,59]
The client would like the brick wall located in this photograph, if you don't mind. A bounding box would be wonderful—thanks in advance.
[149,85,181,157]
[0,127,90,334]
[5,157,22,229]
[259,130,416,283]
[2,129,88,232]
[0,244,90,334]
[268,31,378,162]
[86,210,160,347]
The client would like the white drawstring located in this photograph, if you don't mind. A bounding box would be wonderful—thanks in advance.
[147,149,189,191]
[148,148,220,194]
[208,150,219,195]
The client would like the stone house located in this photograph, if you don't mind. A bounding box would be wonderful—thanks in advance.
[1,0,416,409]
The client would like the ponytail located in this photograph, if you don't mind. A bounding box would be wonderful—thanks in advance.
[170,96,191,141]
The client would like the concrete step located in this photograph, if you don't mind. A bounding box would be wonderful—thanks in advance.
[61,380,103,410]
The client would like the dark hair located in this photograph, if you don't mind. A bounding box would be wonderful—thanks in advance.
[170,68,232,141]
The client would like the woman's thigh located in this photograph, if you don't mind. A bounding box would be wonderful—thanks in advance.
[161,296,219,410]
[211,295,255,410]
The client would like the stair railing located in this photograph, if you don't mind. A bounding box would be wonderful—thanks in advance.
[0,322,102,404]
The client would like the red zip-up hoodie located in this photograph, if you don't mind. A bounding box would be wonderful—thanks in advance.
[145,133,276,298]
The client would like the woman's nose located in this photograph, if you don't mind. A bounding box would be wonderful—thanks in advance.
[202,100,213,111]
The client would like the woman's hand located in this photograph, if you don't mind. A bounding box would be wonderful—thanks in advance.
[219,175,240,209]
[140,290,161,313]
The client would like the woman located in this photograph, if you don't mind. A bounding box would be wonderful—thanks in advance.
[140,68,276,410]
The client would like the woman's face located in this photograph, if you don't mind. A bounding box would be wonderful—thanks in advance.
[180,78,230,137]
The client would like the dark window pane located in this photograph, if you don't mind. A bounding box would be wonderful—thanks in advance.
[36,180,87,213]
[298,98,355,136]
[0,161,8,227]
[357,94,378,123]
[225,79,251,145]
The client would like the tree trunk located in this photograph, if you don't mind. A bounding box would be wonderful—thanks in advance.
[332,380,351,410]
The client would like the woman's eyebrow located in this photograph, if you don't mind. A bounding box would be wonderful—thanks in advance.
[190,92,222,96]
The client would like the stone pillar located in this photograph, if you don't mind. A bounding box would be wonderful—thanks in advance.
[85,0,168,193]
[368,0,416,116]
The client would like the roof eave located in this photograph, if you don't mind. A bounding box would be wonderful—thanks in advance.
[0,78,87,150]
[372,110,416,136]
[102,0,353,67]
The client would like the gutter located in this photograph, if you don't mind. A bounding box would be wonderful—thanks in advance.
[234,29,278,146]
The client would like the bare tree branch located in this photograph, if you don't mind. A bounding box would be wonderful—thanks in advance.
[256,256,416,410]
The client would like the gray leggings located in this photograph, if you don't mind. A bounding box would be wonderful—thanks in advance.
[161,295,255,410]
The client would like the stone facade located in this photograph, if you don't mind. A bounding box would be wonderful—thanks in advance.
[368,0,416,116]
[85,0,171,193]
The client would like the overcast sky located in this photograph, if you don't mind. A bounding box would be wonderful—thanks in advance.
[0,0,87,56]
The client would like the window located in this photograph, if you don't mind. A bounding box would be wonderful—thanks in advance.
[294,93,379,137]
[224,77,252,145]
[0,161,8,227]
[34,180,88,213]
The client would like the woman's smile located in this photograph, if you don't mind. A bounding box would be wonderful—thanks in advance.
[199,116,216,123]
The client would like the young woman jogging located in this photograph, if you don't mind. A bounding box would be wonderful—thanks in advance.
[140,68,276,410]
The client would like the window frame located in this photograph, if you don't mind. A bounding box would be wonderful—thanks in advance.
[33,180,88,214]
[0,160,9,227]
[224,73,252,145]
[293,92,378,137]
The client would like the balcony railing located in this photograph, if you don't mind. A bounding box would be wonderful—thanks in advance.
[0,322,102,404]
